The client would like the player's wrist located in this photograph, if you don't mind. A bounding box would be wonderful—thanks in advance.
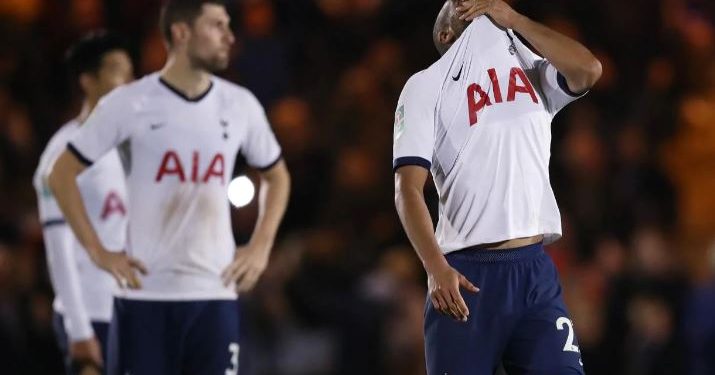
[423,254,450,275]
[87,245,109,268]
[69,336,96,350]
[248,232,274,252]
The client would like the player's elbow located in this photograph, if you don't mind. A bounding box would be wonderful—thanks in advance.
[586,57,603,87]
[394,187,404,208]
[566,58,602,95]
[393,182,420,212]
[394,182,406,208]
[581,57,602,89]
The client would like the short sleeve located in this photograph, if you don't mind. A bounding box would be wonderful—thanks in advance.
[69,87,132,165]
[534,59,587,116]
[240,92,282,170]
[392,73,436,173]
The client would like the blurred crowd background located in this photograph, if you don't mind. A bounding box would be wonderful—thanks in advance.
[1,0,714,374]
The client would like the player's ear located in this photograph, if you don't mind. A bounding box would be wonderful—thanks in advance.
[78,72,95,95]
[170,22,192,46]
[438,29,456,46]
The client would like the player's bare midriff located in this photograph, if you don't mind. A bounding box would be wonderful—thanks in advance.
[478,235,544,250]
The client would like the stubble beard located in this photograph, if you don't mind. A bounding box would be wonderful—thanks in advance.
[188,50,230,73]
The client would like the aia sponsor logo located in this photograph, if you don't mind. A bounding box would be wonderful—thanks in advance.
[155,150,225,184]
[467,67,538,126]
[101,191,126,220]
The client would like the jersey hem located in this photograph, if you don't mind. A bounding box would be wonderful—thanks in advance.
[52,306,112,324]
[116,289,238,301]
[440,231,562,254]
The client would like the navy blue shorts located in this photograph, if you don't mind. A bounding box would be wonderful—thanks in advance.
[52,312,110,375]
[425,243,585,375]
[106,298,241,375]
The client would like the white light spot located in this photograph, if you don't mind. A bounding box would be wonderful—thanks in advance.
[227,176,255,208]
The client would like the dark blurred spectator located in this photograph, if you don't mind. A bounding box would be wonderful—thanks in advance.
[624,293,686,375]
[684,241,715,375]
[602,226,689,374]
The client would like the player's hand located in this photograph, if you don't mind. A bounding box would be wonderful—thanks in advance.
[70,337,103,374]
[92,248,147,289]
[221,241,272,293]
[456,0,520,28]
[427,264,479,322]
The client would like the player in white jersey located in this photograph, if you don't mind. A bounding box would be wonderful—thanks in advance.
[394,1,601,374]
[34,31,133,375]
[48,1,290,374]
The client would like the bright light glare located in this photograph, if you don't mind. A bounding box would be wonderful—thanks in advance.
[227,176,255,208]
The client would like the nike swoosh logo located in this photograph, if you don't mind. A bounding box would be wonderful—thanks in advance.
[150,123,165,130]
[452,64,463,81]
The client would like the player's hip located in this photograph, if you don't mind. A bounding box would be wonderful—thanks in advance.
[441,242,564,312]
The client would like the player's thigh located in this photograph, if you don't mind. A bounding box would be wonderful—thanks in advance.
[502,304,585,375]
[106,299,178,375]
[183,300,240,375]
[424,282,505,375]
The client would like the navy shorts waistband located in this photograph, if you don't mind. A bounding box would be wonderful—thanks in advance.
[445,242,544,263]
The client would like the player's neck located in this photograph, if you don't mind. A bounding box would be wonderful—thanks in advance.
[76,98,98,125]
[160,55,212,99]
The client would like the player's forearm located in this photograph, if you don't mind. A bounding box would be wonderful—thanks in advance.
[511,14,601,93]
[48,151,104,261]
[395,187,449,274]
[251,160,290,248]
[43,225,94,341]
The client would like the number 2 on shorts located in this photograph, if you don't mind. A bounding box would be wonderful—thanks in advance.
[556,317,580,353]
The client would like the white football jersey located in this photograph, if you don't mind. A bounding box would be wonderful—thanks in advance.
[34,119,128,323]
[393,17,585,253]
[69,73,282,300]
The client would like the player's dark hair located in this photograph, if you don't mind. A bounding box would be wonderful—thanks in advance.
[160,0,227,45]
[65,30,127,78]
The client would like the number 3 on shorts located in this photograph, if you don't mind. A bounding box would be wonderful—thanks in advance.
[226,342,239,375]
[555,317,580,353]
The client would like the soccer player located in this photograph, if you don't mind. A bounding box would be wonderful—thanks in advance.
[34,31,133,375]
[48,1,290,374]
[393,0,601,374]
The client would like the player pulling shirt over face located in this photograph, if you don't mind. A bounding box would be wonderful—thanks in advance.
[394,1,602,373]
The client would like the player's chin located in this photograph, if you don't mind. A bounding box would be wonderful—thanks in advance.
[209,56,230,72]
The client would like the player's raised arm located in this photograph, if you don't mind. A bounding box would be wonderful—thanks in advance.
[457,0,602,94]
[222,160,290,292]
[395,166,479,322]
[49,150,146,289]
